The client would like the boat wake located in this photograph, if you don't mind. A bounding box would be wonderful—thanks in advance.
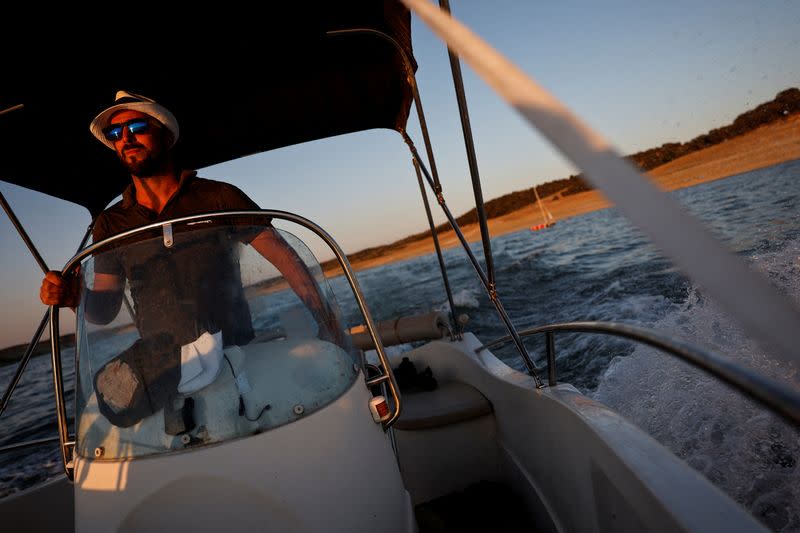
[435,288,481,313]
[593,238,800,532]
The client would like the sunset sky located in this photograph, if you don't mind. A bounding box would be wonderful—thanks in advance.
[1,0,798,347]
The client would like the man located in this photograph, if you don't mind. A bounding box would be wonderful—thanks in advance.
[40,91,342,426]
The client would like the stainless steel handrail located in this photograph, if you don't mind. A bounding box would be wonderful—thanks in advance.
[477,321,800,425]
[0,313,50,419]
[365,362,399,459]
[405,132,542,384]
[0,188,54,421]
[438,0,497,298]
[412,159,459,336]
[49,211,402,471]
[49,305,73,478]
[0,189,49,274]
[0,202,94,420]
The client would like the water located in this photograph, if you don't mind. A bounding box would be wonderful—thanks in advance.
[2,160,799,530]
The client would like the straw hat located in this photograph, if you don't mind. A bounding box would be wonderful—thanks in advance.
[89,91,179,150]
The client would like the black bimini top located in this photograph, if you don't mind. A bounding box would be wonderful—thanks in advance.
[0,1,415,218]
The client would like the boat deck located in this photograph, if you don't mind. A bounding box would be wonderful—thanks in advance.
[414,481,535,532]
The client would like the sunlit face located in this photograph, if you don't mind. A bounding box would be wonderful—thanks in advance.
[108,110,169,176]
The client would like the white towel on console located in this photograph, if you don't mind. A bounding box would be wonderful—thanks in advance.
[178,330,224,394]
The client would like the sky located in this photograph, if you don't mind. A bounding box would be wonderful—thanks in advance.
[1,0,799,348]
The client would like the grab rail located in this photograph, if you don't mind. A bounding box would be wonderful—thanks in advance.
[44,210,403,478]
[477,321,800,426]
[0,197,94,421]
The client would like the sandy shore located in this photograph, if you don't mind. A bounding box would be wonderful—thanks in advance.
[343,115,800,273]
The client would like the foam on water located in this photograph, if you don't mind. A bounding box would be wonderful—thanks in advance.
[593,238,800,532]
[435,288,481,313]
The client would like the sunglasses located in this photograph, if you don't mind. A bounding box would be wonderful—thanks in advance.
[102,118,153,142]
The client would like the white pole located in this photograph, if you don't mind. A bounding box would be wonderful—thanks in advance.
[401,0,800,366]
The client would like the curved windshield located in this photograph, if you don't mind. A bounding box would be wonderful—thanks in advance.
[73,217,359,460]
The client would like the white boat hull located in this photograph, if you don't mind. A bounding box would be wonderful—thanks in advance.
[2,333,766,532]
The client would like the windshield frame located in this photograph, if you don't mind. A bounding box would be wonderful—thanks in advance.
[49,209,402,479]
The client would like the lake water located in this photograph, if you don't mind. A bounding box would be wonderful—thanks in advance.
[2,159,799,530]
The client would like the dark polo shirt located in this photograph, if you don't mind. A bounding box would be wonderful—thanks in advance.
[93,171,261,239]
[92,172,267,346]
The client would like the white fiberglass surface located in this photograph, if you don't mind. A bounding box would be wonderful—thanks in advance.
[73,218,359,460]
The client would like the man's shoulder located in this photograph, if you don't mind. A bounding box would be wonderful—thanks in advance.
[93,199,130,241]
[188,175,259,209]
[190,176,236,189]
[185,175,246,196]
[95,196,129,223]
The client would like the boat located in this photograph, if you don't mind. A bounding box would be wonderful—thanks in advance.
[1,2,798,531]
[529,185,556,231]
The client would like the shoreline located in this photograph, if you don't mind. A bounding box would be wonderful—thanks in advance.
[2,119,796,355]
[341,115,800,274]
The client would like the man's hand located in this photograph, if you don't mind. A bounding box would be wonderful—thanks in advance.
[250,228,350,348]
[40,270,80,309]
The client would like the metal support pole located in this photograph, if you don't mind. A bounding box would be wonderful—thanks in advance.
[325,28,539,383]
[49,305,73,478]
[381,379,399,460]
[0,103,24,118]
[409,88,444,196]
[403,0,800,368]
[413,158,459,335]
[0,190,49,274]
[0,223,93,420]
[437,0,496,295]
[0,189,53,419]
[404,132,489,286]
[0,312,49,418]
[404,133,542,385]
[546,331,557,387]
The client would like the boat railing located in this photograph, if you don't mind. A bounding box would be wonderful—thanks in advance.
[477,321,800,426]
[0,211,407,475]
[6,319,797,456]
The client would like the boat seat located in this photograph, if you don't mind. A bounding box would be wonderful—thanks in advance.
[395,381,492,430]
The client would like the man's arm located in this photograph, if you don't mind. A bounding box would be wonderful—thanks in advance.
[248,228,344,345]
[85,273,125,325]
[39,271,124,324]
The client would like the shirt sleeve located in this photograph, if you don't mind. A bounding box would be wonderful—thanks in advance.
[91,213,124,277]
[217,183,272,243]
[217,183,260,210]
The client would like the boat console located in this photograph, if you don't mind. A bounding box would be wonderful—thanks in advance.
[62,217,412,532]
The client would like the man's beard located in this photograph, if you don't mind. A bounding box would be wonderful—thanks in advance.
[119,145,168,177]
